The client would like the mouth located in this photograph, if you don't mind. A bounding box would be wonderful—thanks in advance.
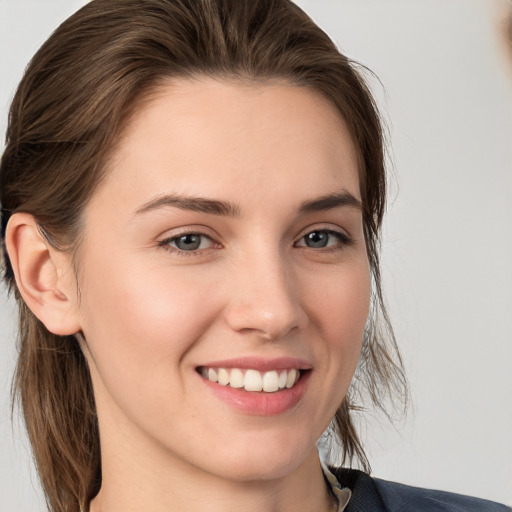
[197,366,302,393]
[195,357,312,415]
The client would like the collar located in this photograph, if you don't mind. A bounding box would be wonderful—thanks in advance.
[321,462,352,511]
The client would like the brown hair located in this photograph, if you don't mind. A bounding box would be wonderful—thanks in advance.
[0,1,407,511]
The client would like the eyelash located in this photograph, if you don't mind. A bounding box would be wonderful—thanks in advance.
[158,227,353,257]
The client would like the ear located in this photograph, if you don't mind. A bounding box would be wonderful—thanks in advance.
[5,213,81,335]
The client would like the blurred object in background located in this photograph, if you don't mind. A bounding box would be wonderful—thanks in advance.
[506,2,512,53]
[497,1,512,72]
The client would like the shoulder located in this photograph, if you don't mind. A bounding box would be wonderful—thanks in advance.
[330,467,511,512]
[372,476,510,512]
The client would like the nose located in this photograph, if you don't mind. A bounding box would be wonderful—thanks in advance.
[224,249,309,341]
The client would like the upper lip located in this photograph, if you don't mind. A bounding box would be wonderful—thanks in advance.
[197,356,313,372]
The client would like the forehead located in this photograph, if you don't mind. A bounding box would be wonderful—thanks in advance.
[95,77,360,214]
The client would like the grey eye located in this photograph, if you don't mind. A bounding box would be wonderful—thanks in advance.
[295,229,351,250]
[173,234,203,251]
[303,231,330,248]
[159,231,217,255]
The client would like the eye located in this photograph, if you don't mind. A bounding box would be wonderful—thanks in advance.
[159,232,216,253]
[295,229,352,250]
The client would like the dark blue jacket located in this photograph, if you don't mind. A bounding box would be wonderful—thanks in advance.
[332,468,511,512]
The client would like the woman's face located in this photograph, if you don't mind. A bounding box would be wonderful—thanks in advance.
[74,78,370,481]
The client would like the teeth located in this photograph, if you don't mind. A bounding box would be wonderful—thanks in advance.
[278,370,287,389]
[262,370,279,392]
[201,366,301,392]
[286,368,297,389]
[244,369,263,391]
[218,368,229,386]
[230,368,244,388]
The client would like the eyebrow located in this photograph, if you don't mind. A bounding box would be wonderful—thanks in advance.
[135,190,362,217]
[135,194,241,216]
[298,191,362,213]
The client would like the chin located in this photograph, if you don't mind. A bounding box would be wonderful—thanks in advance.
[200,431,317,483]
[213,457,303,483]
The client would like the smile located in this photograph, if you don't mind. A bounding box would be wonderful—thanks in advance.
[199,367,300,393]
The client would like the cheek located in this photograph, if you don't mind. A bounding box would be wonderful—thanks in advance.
[305,259,370,375]
[309,261,370,337]
[294,257,370,434]
[77,255,223,392]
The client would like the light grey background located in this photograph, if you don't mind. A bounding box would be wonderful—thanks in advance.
[1,1,511,510]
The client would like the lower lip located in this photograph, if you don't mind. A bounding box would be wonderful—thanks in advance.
[199,371,311,416]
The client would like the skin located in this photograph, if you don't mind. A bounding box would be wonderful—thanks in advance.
[7,78,370,512]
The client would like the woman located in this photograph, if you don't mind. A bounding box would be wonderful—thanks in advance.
[0,1,509,511]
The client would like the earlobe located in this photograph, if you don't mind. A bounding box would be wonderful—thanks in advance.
[5,213,81,336]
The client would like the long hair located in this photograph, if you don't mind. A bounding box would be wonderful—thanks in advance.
[0,1,407,511]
